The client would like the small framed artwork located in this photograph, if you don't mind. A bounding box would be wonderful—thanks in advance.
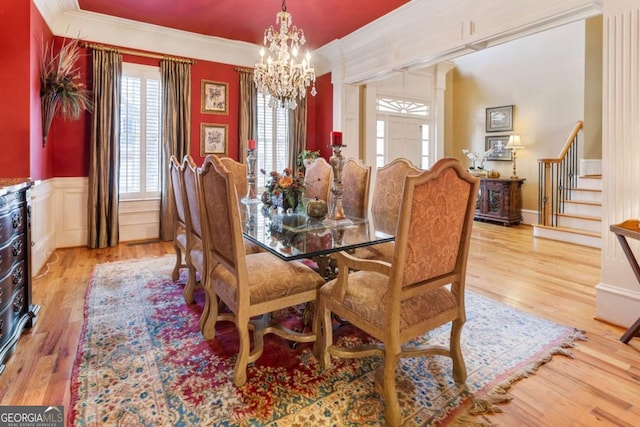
[486,105,514,132]
[201,80,228,114]
[485,135,512,161]
[201,123,227,156]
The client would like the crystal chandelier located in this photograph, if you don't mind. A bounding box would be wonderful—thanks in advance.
[254,0,317,110]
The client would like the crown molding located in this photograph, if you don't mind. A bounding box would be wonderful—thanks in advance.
[33,0,259,67]
[33,0,603,79]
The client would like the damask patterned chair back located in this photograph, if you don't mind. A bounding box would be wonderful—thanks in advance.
[340,158,371,218]
[219,156,248,200]
[197,155,244,277]
[315,158,479,426]
[182,155,205,304]
[197,155,325,387]
[169,155,188,282]
[371,158,421,233]
[304,157,333,201]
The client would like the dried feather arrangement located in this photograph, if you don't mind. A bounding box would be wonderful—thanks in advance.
[40,38,92,146]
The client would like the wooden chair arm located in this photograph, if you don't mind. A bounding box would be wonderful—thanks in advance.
[330,250,391,301]
[331,250,392,275]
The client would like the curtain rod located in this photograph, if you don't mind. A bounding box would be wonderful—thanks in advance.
[80,42,195,64]
[235,66,254,72]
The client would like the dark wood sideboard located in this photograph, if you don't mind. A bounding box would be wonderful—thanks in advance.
[474,178,525,226]
[0,179,39,373]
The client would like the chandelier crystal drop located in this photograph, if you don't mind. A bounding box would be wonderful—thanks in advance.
[254,0,317,110]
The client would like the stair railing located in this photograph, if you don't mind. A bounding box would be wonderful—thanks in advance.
[537,121,584,226]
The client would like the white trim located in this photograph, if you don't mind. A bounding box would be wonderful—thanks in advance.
[595,281,640,329]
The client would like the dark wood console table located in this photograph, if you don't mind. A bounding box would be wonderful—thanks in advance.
[609,219,640,343]
[474,178,525,225]
[0,179,39,373]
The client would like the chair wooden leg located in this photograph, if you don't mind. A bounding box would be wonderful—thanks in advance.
[234,314,250,387]
[183,264,197,304]
[316,298,333,369]
[199,280,218,340]
[450,319,467,384]
[172,246,181,281]
[382,352,402,427]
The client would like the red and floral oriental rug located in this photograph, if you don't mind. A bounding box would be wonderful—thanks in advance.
[69,256,585,426]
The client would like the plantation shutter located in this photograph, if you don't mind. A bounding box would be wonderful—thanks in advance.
[256,94,290,188]
[119,64,162,199]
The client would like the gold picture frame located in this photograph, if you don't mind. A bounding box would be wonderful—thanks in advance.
[201,123,227,156]
[201,80,228,114]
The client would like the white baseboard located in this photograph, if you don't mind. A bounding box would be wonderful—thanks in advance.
[595,282,640,329]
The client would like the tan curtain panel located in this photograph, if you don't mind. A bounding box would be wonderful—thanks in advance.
[88,49,122,249]
[290,98,308,174]
[159,59,191,241]
[238,69,257,160]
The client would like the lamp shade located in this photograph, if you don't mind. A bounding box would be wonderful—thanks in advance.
[506,134,524,149]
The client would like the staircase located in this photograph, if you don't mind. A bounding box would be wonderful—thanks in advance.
[533,174,602,248]
[532,121,602,249]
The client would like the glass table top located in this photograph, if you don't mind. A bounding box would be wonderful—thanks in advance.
[240,202,394,261]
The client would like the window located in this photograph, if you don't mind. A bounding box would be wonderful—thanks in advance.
[256,94,290,188]
[119,63,162,200]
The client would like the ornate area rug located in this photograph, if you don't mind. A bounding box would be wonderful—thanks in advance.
[69,256,585,426]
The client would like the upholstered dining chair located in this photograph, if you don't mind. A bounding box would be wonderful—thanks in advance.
[182,155,206,305]
[340,158,371,218]
[314,158,480,426]
[218,156,263,254]
[219,156,249,200]
[169,155,189,282]
[304,157,333,202]
[197,155,325,387]
[354,157,421,262]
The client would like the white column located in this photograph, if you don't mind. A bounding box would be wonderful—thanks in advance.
[434,62,456,163]
[597,0,640,328]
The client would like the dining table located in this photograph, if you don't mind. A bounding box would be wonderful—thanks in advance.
[240,202,394,281]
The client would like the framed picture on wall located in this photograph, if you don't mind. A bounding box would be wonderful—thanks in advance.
[201,123,227,156]
[485,105,514,132]
[201,80,228,114]
[485,135,512,161]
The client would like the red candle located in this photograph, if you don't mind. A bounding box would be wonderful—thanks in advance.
[331,131,342,146]
[248,139,256,150]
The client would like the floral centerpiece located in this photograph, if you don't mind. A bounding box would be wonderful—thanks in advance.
[261,167,305,211]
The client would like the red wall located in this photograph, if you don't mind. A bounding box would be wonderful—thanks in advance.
[0,2,33,179]
[191,60,240,164]
[29,1,53,180]
[309,73,334,160]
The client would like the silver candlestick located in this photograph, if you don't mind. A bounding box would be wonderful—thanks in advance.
[241,148,261,204]
[325,144,352,225]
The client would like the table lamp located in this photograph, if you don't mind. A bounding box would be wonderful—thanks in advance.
[505,134,524,179]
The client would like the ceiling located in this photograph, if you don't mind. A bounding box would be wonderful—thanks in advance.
[77,0,411,50]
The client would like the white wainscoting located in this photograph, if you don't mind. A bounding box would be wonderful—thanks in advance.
[119,199,160,242]
[30,177,161,276]
[30,180,56,276]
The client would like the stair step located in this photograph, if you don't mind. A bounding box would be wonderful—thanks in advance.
[557,212,601,222]
[533,224,601,248]
[534,224,600,237]
[563,200,602,217]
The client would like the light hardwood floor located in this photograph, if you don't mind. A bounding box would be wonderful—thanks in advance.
[0,222,638,426]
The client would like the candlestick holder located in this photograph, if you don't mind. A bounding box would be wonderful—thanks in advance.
[324,144,352,226]
[241,148,261,204]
